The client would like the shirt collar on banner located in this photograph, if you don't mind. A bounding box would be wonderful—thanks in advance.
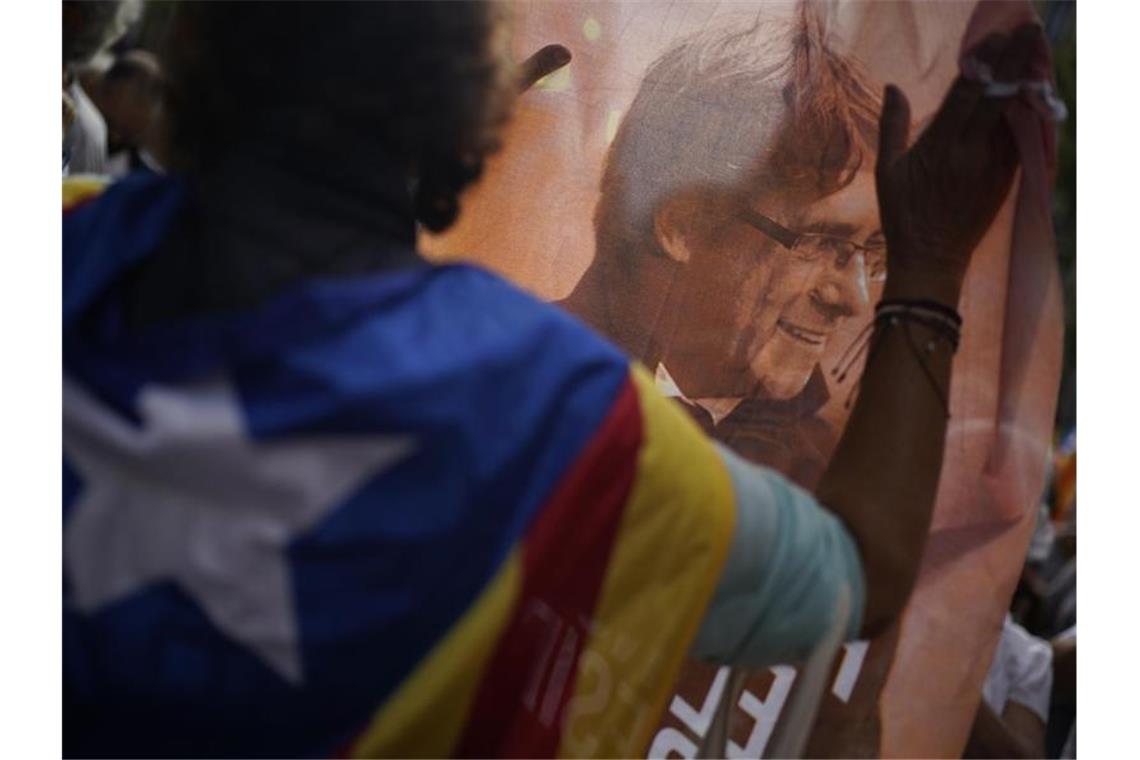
[654,362,744,426]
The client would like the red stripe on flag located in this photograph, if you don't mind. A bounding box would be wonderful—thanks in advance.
[453,375,643,757]
[62,195,100,215]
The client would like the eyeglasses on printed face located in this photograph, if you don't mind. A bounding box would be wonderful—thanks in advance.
[738,209,888,283]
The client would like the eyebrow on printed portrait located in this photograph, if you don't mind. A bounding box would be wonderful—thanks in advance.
[796,219,883,245]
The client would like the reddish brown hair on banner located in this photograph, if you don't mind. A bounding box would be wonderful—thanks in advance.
[594,7,882,266]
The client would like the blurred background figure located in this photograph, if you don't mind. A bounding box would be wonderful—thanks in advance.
[87,50,167,175]
[62,0,142,175]
[963,615,1075,759]
[978,427,1075,759]
[964,615,1053,759]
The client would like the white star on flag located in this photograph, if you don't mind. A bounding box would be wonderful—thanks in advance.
[63,376,415,684]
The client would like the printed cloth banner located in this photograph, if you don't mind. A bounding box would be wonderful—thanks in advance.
[423,1,1063,756]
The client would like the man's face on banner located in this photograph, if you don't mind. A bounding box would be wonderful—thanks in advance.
[660,170,884,400]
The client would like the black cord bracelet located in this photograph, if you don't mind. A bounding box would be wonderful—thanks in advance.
[832,299,963,416]
[877,297,962,327]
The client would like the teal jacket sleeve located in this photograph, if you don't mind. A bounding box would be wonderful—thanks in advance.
[691,444,866,667]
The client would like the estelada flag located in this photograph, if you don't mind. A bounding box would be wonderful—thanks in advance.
[63,175,739,757]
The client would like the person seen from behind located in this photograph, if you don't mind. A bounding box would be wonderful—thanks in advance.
[62,3,1046,756]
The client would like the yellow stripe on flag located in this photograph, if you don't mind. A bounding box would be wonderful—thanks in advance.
[63,176,110,211]
[557,364,736,758]
[349,550,523,758]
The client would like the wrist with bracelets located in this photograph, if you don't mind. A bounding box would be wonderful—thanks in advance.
[833,298,962,416]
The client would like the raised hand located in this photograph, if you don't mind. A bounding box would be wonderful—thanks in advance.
[876,24,1046,303]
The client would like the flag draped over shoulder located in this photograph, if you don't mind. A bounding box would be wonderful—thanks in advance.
[62,176,736,758]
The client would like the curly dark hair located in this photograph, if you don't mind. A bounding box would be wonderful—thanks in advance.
[595,6,881,263]
[159,1,515,233]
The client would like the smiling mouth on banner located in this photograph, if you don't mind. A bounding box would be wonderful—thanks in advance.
[777,320,828,347]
